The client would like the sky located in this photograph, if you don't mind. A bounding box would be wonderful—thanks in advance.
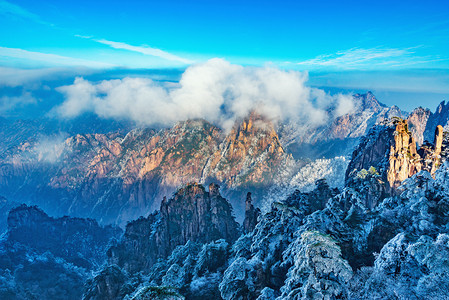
[0,0,449,114]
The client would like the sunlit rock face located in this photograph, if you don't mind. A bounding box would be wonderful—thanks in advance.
[346,118,447,195]
[0,112,292,226]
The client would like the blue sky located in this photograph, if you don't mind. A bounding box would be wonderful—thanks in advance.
[0,0,449,111]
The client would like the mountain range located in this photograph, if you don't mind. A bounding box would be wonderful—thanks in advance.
[0,92,413,227]
[1,92,449,299]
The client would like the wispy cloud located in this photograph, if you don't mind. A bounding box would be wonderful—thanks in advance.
[0,46,115,68]
[0,0,51,25]
[295,47,445,70]
[94,39,194,65]
[0,91,36,114]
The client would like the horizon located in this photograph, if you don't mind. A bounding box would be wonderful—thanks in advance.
[1,0,449,117]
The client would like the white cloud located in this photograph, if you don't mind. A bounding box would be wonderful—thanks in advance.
[55,58,354,130]
[0,91,36,113]
[295,47,443,70]
[33,134,68,163]
[0,46,115,68]
[95,39,194,65]
[0,67,98,87]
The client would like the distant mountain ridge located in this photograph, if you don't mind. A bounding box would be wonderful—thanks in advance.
[2,109,449,299]
[0,92,447,228]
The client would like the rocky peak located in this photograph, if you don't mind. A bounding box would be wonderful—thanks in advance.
[347,118,447,197]
[353,91,386,112]
[243,192,260,233]
[108,183,240,273]
[207,111,288,187]
[159,182,239,249]
[387,120,444,189]
[407,107,431,145]
[424,100,449,142]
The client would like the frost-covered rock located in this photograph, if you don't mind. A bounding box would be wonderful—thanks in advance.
[280,231,352,299]
[360,233,449,299]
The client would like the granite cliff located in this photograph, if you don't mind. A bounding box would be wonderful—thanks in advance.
[346,117,447,194]
[0,113,290,226]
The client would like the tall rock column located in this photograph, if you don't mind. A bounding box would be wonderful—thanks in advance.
[243,192,260,233]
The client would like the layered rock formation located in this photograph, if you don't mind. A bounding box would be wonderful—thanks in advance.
[107,183,239,273]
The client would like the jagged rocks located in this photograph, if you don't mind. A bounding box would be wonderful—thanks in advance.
[107,183,240,274]
[0,114,292,227]
[0,205,122,300]
[387,120,444,189]
[83,265,136,300]
[347,118,447,195]
[243,192,260,233]
[407,107,431,145]
[424,100,449,142]
[6,205,122,269]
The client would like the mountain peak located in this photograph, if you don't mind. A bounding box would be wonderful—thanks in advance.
[353,91,387,112]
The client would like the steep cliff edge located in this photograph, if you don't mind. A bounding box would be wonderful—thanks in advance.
[407,106,431,145]
[107,183,240,274]
[346,118,446,193]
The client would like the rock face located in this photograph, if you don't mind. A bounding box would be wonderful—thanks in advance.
[242,192,260,233]
[387,120,444,189]
[0,114,291,226]
[282,92,404,159]
[347,118,447,192]
[107,183,240,274]
[407,106,431,145]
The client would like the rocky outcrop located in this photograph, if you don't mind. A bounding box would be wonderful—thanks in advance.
[407,106,431,145]
[347,118,447,193]
[243,192,260,233]
[387,120,444,189]
[107,183,240,273]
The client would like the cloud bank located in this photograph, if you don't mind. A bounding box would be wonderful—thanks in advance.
[56,59,355,130]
